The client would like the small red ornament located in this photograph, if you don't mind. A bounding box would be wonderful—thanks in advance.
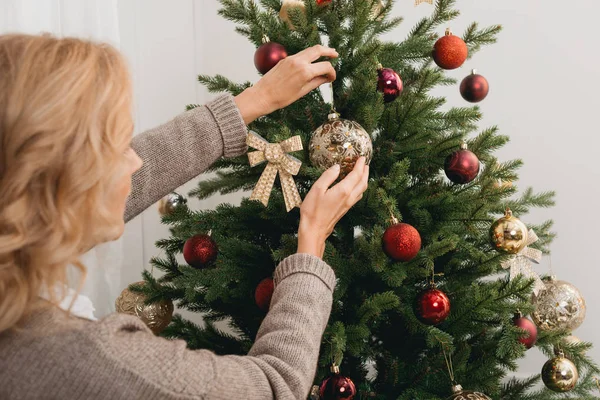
[432,28,468,70]
[415,286,451,325]
[460,69,489,103]
[513,313,538,349]
[255,277,275,312]
[377,64,403,102]
[183,234,218,269]
[319,365,357,400]
[316,0,333,5]
[382,219,421,262]
[444,142,480,184]
[254,36,288,75]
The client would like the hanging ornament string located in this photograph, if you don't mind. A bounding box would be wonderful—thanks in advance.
[442,346,456,385]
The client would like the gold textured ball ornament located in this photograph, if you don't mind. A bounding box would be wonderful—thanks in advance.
[445,384,491,400]
[115,281,174,335]
[489,208,529,254]
[158,192,187,216]
[542,351,579,392]
[532,277,586,332]
[308,112,373,177]
[279,0,305,30]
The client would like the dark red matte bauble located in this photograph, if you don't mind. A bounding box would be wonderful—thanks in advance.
[444,148,480,184]
[415,287,451,325]
[254,42,288,75]
[382,223,421,262]
[183,234,218,269]
[513,316,538,349]
[460,70,489,103]
[432,29,468,70]
[319,374,357,400]
[377,67,403,102]
[255,277,275,312]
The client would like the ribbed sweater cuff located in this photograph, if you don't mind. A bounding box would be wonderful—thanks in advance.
[205,93,248,158]
[274,253,337,292]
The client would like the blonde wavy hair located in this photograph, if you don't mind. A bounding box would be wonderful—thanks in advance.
[0,34,134,332]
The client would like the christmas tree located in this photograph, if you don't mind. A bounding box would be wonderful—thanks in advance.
[129,0,600,398]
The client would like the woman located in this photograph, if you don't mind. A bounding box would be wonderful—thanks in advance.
[0,34,369,399]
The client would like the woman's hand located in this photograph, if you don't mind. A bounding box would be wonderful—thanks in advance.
[297,157,370,259]
[235,45,338,124]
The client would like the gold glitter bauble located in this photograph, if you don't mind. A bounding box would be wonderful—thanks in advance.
[158,192,186,216]
[532,277,586,332]
[542,353,579,392]
[489,208,528,254]
[446,384,491,400]
[308,112,373,177]
[115,281,174,335]
[279,0,305,30]
[371,0,386,20]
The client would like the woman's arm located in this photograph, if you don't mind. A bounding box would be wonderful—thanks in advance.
[124,45,338,222]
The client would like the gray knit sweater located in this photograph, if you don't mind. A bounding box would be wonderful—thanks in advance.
[0,94,336,400]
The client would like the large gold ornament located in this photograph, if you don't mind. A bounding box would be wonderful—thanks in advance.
[115,281,174,335]
[445,384,491,400]
[489,208,529,254]
[158,192,187,216]
[247,131,303,212]
[308,112,373,178]
[542,351,579,392]
[532,277,586,332]
[279,0,305,30]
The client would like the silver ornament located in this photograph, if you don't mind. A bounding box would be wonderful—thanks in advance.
[158,192,187,216]
[446,384,491,400]
[308,112,373,178]
[532,277,586,332]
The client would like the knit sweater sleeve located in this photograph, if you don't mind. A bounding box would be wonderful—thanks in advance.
[124,94,248,222]
[91,254,336,400]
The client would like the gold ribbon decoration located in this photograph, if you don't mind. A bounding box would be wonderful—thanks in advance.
[247,131,303,212]
[501,229,545,295]
[414,0,434,5]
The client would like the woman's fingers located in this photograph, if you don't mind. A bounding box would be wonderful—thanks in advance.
[334,157,366,195]
[309,61,336,82]
[312,164,341,193]
[296,44,338,62]
[350,165,369,202]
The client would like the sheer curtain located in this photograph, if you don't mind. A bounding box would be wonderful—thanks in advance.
[0,0,123,317]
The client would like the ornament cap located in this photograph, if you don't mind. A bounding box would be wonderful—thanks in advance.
[445,28,452,36]
[261,34,270,44]
[328,111,340,120]
[377,62,383,70]
[471,69,477,75]
[330,364,340,374]
[451,384,464,393]
[505,208,513,218]
[514,310,523,319]
[459,141,468,150]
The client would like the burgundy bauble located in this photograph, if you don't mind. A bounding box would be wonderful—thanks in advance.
[432,28,468,70]
[319,373,357,400]
[415,287,451,325]
[382,222,421,262]
[460,70,489,103]
[255,277,275,312]
[254,40,288,75]
[183,234,218,269]
[513,315,538,349]
[444,144,480,184]
[377,66,403,102]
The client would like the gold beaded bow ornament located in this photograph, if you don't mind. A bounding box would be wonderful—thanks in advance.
[501,229,545,295]
[247,131,303,212]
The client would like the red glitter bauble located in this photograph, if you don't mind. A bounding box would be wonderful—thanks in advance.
[432,29,468,70]
[183,234,218,269]
[415,287,451,325]
[444,145,480,184]
[460,70,489,103]
[316,0,333,5]
[255,278,275,312]
[377,67,403,103]
[382,222,421,262]
[319,373,357,400]
[513,315,538,349]
[254,41,288,75]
